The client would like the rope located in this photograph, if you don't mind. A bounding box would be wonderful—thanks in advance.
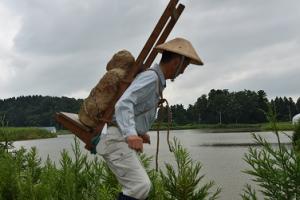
[155,123,160,171]
[155,98,172,171]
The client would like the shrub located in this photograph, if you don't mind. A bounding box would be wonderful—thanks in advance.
[0,136,221,200]
[292,123,300,153]
[1,114,221,199]
[241,107,300,199]
[159,138,221,200]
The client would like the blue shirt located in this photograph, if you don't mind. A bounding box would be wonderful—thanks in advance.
[114,63,166,137]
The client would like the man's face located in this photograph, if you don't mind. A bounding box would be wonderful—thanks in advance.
[170,57,190,81]
[178,58,190,75]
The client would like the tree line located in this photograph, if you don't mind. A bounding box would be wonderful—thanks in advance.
[0,90,299,127]
[160,89,300,125]
[0,95,82,127]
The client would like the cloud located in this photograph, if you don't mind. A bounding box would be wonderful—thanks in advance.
[0,1,21,96]
[0,0,300,106]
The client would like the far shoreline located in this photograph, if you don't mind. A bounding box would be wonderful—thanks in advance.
[1,122,294,142]
[150,121,294,133]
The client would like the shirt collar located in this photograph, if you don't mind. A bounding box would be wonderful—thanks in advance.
[152,63,166,88]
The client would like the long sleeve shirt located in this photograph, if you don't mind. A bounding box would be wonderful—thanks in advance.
[114,63,166,137]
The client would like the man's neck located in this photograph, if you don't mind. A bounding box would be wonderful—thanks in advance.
[159,63,169,80]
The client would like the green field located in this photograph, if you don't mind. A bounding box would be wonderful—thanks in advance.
[0,127,57,142]
[56,129,72,135]
[57,122,296,134]
[0,122,294,142]
[151,121,295,132]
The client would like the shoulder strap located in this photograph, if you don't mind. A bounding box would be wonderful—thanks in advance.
[147,68,163,99]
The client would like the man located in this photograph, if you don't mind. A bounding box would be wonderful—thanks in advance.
[96,38,203,200]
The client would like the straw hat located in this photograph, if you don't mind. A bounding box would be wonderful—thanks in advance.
[155,38,203,65]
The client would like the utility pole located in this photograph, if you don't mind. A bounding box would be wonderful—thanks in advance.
[219,111,222,124]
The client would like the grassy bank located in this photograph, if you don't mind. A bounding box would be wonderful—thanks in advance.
[56,129,72,135]
[151,121,294,132]
[43,121,295,136]
[260,121,295,131]
[0,127,57,142]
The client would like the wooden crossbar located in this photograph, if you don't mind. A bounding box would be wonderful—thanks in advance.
[55,0,185,151]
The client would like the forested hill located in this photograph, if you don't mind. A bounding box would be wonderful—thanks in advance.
[0,90,299,127]
[0,95,83,127]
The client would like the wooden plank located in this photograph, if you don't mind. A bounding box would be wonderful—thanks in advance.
[135,0,178,65]
[55,112,93,149]
[59,112,91,132]
[144,4,185,69]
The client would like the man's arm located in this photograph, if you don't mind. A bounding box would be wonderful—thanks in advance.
[115,71,157,137]
[115,71,156,151]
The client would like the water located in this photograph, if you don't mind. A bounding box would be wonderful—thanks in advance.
[14,130,292,199]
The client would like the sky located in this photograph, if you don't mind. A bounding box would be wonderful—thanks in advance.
[0,0,299,106]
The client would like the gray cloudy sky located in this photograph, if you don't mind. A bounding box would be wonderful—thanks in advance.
[0,0,299,106]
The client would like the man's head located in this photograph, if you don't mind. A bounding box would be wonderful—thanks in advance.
[159,51,190,81]
[155,38,203,81]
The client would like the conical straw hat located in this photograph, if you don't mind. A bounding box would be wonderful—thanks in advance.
[155,38,203,65]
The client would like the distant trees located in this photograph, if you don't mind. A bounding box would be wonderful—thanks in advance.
[0,90,299,127]
[170,104,188,125]
[171,89,270,124]
[166,90,299,125]
[0,95,82,127]
[297,98,300,112]
[271,97,298,122]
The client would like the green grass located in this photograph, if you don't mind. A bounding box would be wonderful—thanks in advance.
[0,137,220,200]
[260,121,295,131]
[293,123,300,154]
[241,108,300,199]
[0,127,57,142]
[56,129,71,135]
[151,122,294,132]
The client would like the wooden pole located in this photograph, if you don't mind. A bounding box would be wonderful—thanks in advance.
[144,4,185,69]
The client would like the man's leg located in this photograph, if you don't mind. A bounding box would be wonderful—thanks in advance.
[97,127,151,200]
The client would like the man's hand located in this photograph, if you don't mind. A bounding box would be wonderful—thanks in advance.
[139,133,151,144]
[127,135,143,152]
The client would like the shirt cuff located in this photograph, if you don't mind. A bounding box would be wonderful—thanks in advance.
[121,128,137,137]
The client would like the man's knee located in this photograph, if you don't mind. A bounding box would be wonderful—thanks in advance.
[137,176,152,199]
[125,175,151,199]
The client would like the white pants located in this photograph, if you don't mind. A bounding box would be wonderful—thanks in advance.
[96,126,151,200]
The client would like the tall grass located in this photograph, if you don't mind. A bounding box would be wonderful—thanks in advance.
[159,138,221,199]
[293,123,300,154]
[241,107,300,199]
[0,138,121,200]
[0,136,220,200]
[0,115,55,142]
[0,127,56,142]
